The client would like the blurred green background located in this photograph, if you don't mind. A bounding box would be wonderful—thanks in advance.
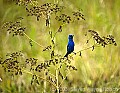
[0,0,120,93]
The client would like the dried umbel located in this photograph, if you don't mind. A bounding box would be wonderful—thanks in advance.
[103,35,117,46]
[55,14,71,24]
[25,58,38,71]
[55,10,85,26]
[26,3,64,21]
[66,65,77,71]
[72,10,85,21]
[2,17,26,36]
[0,51,23,75]
[34,59,59,72]
[16,0,38,6]
[88,30,117,47]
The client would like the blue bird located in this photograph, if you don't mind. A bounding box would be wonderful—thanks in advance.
[64,34,75,57]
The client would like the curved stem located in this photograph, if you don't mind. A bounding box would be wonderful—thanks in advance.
[71,44,100,56]
[23,32,44,48]
[53,31,58,40]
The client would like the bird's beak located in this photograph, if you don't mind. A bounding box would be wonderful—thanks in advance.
[72,35,74,37]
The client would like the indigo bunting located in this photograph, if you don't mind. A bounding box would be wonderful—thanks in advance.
[64,34,75,57]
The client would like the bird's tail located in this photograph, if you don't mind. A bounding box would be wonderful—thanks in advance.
[64,52,69,57]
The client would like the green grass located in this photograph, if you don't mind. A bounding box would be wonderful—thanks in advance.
[0,0,120,93]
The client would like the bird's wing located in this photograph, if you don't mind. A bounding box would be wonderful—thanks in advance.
[67,42,71,52]
[67,44,69,51]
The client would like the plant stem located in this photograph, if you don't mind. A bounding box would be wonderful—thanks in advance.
[44,69,47,93]
[47,9,59,92]
[56,68,59,93]
[23,32,44,48]
[71,44,101,56]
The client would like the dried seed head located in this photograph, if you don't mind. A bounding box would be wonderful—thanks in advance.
[88,30,117,47]
[2,19,26,36]
[25,3,64,21]
[72,10,85,21]
[55,14,72,24]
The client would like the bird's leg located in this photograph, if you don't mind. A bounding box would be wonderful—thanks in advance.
[73,52,76,55]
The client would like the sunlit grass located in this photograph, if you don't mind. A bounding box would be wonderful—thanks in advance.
[0,0,120,93]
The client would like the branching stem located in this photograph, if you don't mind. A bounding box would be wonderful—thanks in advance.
[23,32,44,48]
